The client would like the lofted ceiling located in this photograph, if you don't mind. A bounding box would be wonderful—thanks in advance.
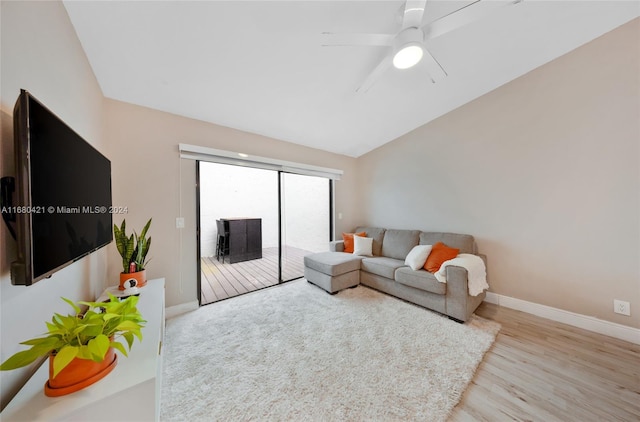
[63,1,639,157]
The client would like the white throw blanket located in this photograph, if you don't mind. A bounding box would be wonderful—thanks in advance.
[434,253,489,296]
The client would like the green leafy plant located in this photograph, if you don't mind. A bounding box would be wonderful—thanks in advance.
[114,218,152,273]
[0,294,145,378]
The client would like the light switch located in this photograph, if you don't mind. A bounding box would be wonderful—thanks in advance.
[176,217,185,229]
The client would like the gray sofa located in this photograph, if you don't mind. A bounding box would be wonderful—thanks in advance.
[304,226,487,322]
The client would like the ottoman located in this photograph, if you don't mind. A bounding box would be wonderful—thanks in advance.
[304,252,362,294]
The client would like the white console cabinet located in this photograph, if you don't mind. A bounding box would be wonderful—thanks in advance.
[1,278,165,422]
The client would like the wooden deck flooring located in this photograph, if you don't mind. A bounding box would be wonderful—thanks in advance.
[200,246,310,305]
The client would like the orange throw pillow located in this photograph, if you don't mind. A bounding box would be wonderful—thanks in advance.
[423,242,459,273]
[342,232,366,253]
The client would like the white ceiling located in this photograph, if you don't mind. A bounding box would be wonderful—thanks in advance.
[63,1,639,157]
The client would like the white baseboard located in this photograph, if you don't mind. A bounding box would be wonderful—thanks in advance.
[484,292,640,345]
[165,300,199,320]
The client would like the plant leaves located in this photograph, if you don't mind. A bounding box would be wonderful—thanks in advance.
[1,294,145,374]
[20,336,58,347]
[132,219,152,270]
[82,324,103,338]
[115,320,141,331]
[126,295,139,307]
[88,334,110,361]
[52,314,65,329]
[114,220,137,272]
[72,325,88,336]
[110,341,128,357]
[57,314,77,331]
[102,313,120,321]
[139,218,152,240]
[45,321,59,333]
[103,297,126,313]
[122,333,134,350]
[0,349,44,371]
[76,345,93,360]
[122,332,134,349]
[61,297,81,315]
[53,346,78,378]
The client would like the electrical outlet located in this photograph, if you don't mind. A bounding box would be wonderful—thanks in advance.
[176,217,185,229]
[613,300,630,316]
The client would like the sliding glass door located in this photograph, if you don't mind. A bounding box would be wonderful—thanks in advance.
[280,173,331,281]
[197,163,332,305]
[198,163,279,305]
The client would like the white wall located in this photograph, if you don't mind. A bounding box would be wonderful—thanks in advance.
[357,19,640,328]
[0,1,107,409]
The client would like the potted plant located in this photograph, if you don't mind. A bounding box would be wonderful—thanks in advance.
[114,218,152,290]
[0,294,145,396]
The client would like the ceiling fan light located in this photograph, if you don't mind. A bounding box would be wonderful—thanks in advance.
[393,44,423,69]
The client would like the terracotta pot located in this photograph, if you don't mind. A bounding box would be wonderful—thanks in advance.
[119,269,147,290]
[44,347,117,397]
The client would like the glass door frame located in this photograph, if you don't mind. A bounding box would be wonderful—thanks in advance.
[196,163,334,305]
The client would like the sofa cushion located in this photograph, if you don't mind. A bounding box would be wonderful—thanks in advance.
[420,232,476,254]
[404,245,433,270]
[395,267,446,295]
[353,235,373,256]
[342,232,366,253]
[304,252,362,276]
[361,257,407,279]
[424,242,460,273]
[381,229,420,260]
[354,227,386,256]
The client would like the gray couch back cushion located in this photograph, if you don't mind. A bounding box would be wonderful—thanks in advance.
[381,229,420,260]
[354,227,386,256]
[419,232,476,254]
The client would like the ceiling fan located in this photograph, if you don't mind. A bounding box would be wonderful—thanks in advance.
[321,0,524,93]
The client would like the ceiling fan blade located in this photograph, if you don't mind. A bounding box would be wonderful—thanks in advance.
[321,32,394,47]
[402,0,427,29]
[419,49,447,83]
[356,54,393,93]
[423,0,523,42]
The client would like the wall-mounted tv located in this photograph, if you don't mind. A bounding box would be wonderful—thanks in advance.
[10,90,112,286]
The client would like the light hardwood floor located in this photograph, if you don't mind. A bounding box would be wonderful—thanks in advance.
[451,302,640,421]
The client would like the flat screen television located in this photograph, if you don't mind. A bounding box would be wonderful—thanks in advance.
[10,89,112,286]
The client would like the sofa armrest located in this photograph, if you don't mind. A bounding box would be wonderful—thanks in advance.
[446,254,488,292]
[445,266,468,295]
[330,240,345,252]
[444,258,486,322]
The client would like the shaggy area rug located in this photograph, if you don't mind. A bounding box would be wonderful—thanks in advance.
[161,280,499,421]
